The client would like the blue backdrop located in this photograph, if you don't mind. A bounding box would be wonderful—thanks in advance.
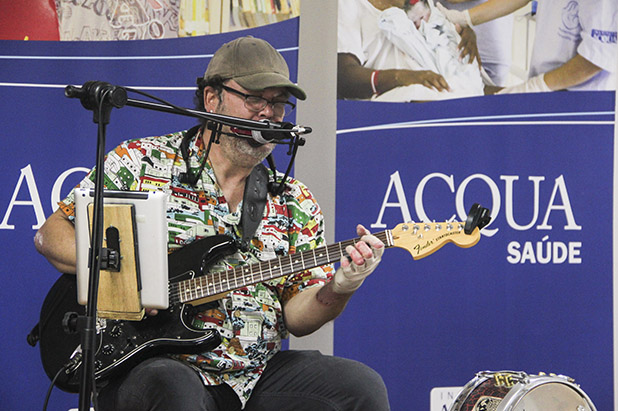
[0,20,299,411]
[335,92,615,410]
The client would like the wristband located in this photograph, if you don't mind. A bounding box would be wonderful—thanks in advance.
[370,70,380,95]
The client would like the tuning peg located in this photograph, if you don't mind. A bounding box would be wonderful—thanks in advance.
[464,203,491,234]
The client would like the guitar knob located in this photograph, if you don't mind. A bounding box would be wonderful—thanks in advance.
[101,344,115,355]
[94,360,103,371]
[109,325,123,337]
[62,312,79,334]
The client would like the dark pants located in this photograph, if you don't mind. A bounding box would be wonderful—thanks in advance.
[97,350,390,411]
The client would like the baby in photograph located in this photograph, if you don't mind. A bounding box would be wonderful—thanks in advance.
[375,0,489,101]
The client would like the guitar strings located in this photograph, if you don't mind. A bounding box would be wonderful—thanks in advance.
[167,231,391,304]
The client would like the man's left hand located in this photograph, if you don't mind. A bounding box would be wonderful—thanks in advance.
[331,225,385,294]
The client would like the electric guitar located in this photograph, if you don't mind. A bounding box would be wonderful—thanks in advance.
[36,204,490,393]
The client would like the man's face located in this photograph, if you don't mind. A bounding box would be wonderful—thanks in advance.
[219,79,289,123]
[205,80,289,168]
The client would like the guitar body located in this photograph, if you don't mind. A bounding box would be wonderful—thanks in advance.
[38,235,235,393]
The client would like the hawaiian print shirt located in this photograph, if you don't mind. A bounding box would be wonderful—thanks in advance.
[59,128,334,407]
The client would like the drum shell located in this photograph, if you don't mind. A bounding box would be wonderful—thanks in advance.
[449,371,597,411]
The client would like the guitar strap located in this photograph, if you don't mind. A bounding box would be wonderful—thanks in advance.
[178,125,269,251]
[240,163,269,251]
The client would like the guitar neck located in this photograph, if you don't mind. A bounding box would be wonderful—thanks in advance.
[172,230,393,304]
[170,219,479,305]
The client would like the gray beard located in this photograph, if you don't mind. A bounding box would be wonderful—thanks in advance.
[214,100,275,168]
[220,132,274,168]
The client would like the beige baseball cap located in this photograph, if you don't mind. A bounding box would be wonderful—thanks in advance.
[203,36,306,100]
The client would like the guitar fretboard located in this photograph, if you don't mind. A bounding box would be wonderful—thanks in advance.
[169,230,393,304]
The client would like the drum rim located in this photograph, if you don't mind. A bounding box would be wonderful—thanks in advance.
[448,371,597,411]
[497,375,597,411]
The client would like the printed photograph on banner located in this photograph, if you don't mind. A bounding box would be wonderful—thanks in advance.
[337,0,617,102]
[0,1,301,41]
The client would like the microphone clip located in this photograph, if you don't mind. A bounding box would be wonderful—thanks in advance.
[65,81,128,124]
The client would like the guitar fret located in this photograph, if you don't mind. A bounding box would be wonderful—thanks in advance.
[296,255,301,270]
[187,280,194,301]
[192,277,199,298]
[196,277,203,298]
[195,277,201,299]
[276,258,283,277]
[266,260,273,280]
[239,265,245,287]
[208,275,215,296]
[384,230,393,247]
[204,274,211,296]
[252,262,257,284]
[287,254,294,276]
[186,281,191,302]
[259,261,265,282]
[239,266,246,288]
[195,278,201,299]
[324,245,330,266]
[316,247,328,266]
[213,272,222,295]
[300,254,306,271]
[194,278,202,298]
[248,263,255,286]
[223,269,230,291]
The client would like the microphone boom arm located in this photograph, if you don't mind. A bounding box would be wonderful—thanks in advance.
[125,97,310,139]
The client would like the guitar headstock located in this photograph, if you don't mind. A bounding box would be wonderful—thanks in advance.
[391,204,490,260]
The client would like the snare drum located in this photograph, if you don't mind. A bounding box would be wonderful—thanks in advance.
[449,370,597,411]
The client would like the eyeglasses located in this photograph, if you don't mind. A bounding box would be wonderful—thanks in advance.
[221,85,296,118]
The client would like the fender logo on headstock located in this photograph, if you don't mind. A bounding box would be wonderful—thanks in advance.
[391,204,491,260]
[413,239,434,255]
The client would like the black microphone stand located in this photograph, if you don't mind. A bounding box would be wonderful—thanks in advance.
[63,82,128,411]
[65,82,310,411]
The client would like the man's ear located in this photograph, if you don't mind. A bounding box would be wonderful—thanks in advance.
[203,86,221,112]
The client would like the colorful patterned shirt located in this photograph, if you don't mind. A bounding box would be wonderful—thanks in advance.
[59,128,334,407]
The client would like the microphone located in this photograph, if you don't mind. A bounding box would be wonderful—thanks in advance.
[229,122,311,145]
